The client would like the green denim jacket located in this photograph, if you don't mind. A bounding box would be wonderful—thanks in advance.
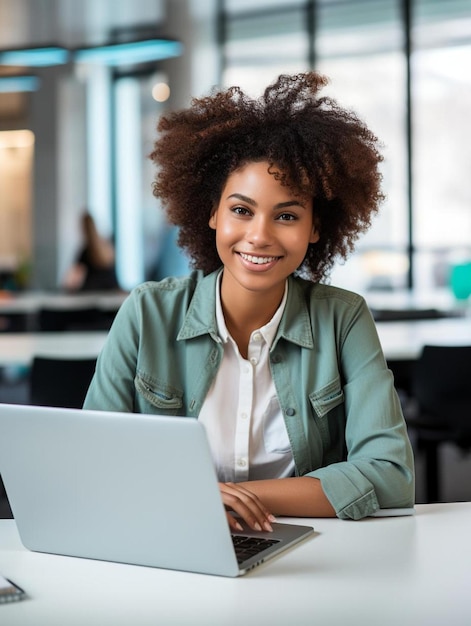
[84,270,415,519]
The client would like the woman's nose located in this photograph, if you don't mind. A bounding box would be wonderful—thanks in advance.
[246,217,272,246]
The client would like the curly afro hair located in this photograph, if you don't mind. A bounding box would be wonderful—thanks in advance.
[150,72,384,282]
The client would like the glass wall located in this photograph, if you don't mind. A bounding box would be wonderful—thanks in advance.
[412,0,471,291]
[316,0,408,292]
[220,0,471,296]
[112,70,191,290]
[223,1,310,93]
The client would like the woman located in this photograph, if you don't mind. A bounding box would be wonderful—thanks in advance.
[84,72,415,530]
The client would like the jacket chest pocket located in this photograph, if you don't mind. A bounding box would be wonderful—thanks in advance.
[309,377,345,458]
[135,373,183,415]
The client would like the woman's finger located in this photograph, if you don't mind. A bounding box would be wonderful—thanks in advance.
[226,511,244,532]
[219,482,274,532]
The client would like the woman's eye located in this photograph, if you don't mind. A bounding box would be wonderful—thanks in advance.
[277,213,297,221]
[232,206,251,216]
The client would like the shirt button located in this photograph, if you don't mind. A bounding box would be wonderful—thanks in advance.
[240,412,248,419]
[252,332,262,342]
[250,357,258,366]
[237,458,248,468]
[286,407,296,416]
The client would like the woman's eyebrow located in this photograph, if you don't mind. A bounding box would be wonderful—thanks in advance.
[227,193,306,209]
[227,193,256,205]
[275,200,307,210]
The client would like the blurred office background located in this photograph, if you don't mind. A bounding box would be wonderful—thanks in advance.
[0,0,471,512]
[0,0,470,294]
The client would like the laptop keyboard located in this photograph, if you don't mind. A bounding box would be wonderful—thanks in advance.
[231,534,280,565]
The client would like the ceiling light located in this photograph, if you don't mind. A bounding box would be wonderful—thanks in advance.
[0,46,69,67]
[0,129,35,149]
[0,75,41,92]
[74,39,183,66]
[152,82,171,102]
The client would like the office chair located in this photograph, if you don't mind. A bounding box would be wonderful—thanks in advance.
[37,307,114,331]
[29,356,97,409]
[406,345,471,503]
[370,308,449,322]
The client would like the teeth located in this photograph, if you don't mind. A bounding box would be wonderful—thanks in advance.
[240,253,277,265]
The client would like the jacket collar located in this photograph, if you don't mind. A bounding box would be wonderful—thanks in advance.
[177,270,221,342]
[177,269,314,350]
[275,275,314,349]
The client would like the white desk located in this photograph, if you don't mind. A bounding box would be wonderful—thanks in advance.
[0,502,469,626]
[1,317,470,368]
[0,332,108,367]
[0,291,127,315]
[376,316,471,361]
[0,291,127,332]
[365,287,469,314]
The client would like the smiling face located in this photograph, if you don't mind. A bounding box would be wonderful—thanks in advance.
[209,161,319,306]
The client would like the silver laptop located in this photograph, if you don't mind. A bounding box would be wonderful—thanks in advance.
[0,404,314,577]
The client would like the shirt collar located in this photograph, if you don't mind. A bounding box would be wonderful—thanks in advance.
[178,270,314,351]
[214,272,288,348]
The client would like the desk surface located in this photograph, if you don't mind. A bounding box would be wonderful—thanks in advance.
[365,287,468,313]
[376,316,471,360]
[0,502,470,626]
[0,332,108,367]
[1,316,470,368]
[0,290,127,314]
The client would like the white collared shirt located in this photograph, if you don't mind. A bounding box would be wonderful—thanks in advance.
[198,275,295,482]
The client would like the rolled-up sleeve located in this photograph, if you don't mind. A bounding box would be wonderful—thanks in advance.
[308,297,415,520]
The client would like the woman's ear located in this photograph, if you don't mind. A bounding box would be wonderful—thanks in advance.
[309,224,320,244]
[208,211,217,230]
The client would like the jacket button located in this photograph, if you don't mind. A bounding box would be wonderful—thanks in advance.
[286,408,295,416]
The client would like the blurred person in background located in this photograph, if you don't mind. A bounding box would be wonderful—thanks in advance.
[64,211,121,292]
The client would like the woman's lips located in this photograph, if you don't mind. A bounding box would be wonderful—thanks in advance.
[237,251,281,270]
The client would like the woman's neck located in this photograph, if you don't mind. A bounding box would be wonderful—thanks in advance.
[219,277,285,358]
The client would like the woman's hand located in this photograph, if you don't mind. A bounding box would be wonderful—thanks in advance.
[219,482,276,533]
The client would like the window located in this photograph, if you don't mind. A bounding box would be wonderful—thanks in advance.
[412,0,471,290]
[112,70,191,290]
[222,1,310,95]
[220,0,471,297]
[316,0,408,291]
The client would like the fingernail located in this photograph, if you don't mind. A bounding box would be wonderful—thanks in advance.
[268,514,276,523]
[234,521,243,531]
[254,522,262,531]
[263,521,273,532]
